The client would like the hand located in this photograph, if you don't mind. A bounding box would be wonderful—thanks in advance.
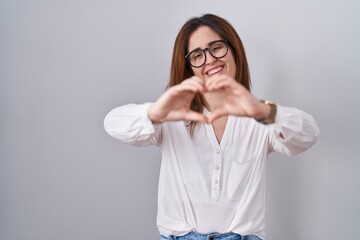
[147,76,209,123]
[205,75,271,123]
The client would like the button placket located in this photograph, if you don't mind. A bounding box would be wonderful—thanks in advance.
[212,148,222,195]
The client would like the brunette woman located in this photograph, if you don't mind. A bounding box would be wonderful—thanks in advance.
[104,14,319,240]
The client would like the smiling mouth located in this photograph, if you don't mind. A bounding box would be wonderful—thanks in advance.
[206,65,224,76]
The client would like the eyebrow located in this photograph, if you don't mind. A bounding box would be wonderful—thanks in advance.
[188,39,222,53]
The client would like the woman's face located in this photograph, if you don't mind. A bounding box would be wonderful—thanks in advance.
[188,26,236,81]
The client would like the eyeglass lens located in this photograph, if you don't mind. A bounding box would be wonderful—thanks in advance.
[187,40,228,68]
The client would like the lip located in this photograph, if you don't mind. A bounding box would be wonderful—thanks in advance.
[204,65,225,76]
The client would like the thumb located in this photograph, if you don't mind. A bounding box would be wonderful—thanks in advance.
[184,111,209,123]
[208,108,228,123]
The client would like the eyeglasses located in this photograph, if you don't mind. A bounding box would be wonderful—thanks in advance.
[185,40,229,68]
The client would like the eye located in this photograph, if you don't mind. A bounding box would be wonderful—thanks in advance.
[194,53,202,59]
[211,44,223,52]
[191,51,203,61]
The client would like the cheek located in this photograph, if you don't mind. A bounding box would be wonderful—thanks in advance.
[228,57,237,77]
[191,67,203,76]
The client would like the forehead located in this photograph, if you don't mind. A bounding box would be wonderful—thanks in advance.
[188,26,222,52]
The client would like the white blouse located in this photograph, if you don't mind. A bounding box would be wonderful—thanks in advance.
[103,103,319,239]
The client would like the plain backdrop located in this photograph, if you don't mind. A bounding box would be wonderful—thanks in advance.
[1,0,359,239]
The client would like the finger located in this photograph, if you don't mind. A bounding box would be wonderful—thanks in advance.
[207,79,227,91]
[184,79,206,92]
[188,75,206,85]
[182,77,205,88]
[174,83,200,94]
[208,108,229,123]
[184,111,209,123]
[206,76,228,91]
[182,76,204,85]
[205,74,221,89]
[209,80,232,91]
[190,75,205,85]
[183,77,206,91]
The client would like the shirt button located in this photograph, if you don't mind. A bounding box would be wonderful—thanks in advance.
[215,165,220,170]
[216,150,220,154]
[214,179,219,184]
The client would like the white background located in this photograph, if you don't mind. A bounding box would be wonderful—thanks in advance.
[1,0,359,239]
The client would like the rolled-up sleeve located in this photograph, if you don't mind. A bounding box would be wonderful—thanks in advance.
[267,105,320,156]
[104,103,162,146]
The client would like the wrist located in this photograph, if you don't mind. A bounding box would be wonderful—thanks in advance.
[255,100,277,125]
[147,104,162,123]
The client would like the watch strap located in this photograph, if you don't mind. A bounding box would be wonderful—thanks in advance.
[256,100,277,125]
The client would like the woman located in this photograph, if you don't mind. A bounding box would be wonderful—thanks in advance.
[104,14,319,240]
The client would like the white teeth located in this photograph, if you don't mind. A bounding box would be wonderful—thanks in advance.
[207,66,223,76]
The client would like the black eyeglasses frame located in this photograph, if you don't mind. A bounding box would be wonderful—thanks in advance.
[185,40,229,68]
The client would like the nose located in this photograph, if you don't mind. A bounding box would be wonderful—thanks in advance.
[204,48,217,65]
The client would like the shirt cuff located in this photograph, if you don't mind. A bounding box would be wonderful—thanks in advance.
[141,102,161,135]
[266,105,303,143]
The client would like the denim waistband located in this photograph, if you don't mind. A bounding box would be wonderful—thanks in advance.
[160,231,260,240]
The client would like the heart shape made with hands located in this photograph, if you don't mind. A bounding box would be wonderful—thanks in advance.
[148,74,264,124]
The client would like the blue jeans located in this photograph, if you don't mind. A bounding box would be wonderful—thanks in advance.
[160,232,262,240]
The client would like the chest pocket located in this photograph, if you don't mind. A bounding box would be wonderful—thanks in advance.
[226,158,253,200]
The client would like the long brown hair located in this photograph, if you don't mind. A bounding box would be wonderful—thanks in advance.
[168,14,252,131]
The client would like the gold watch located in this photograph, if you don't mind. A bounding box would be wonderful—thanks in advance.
[256,100,277,125]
